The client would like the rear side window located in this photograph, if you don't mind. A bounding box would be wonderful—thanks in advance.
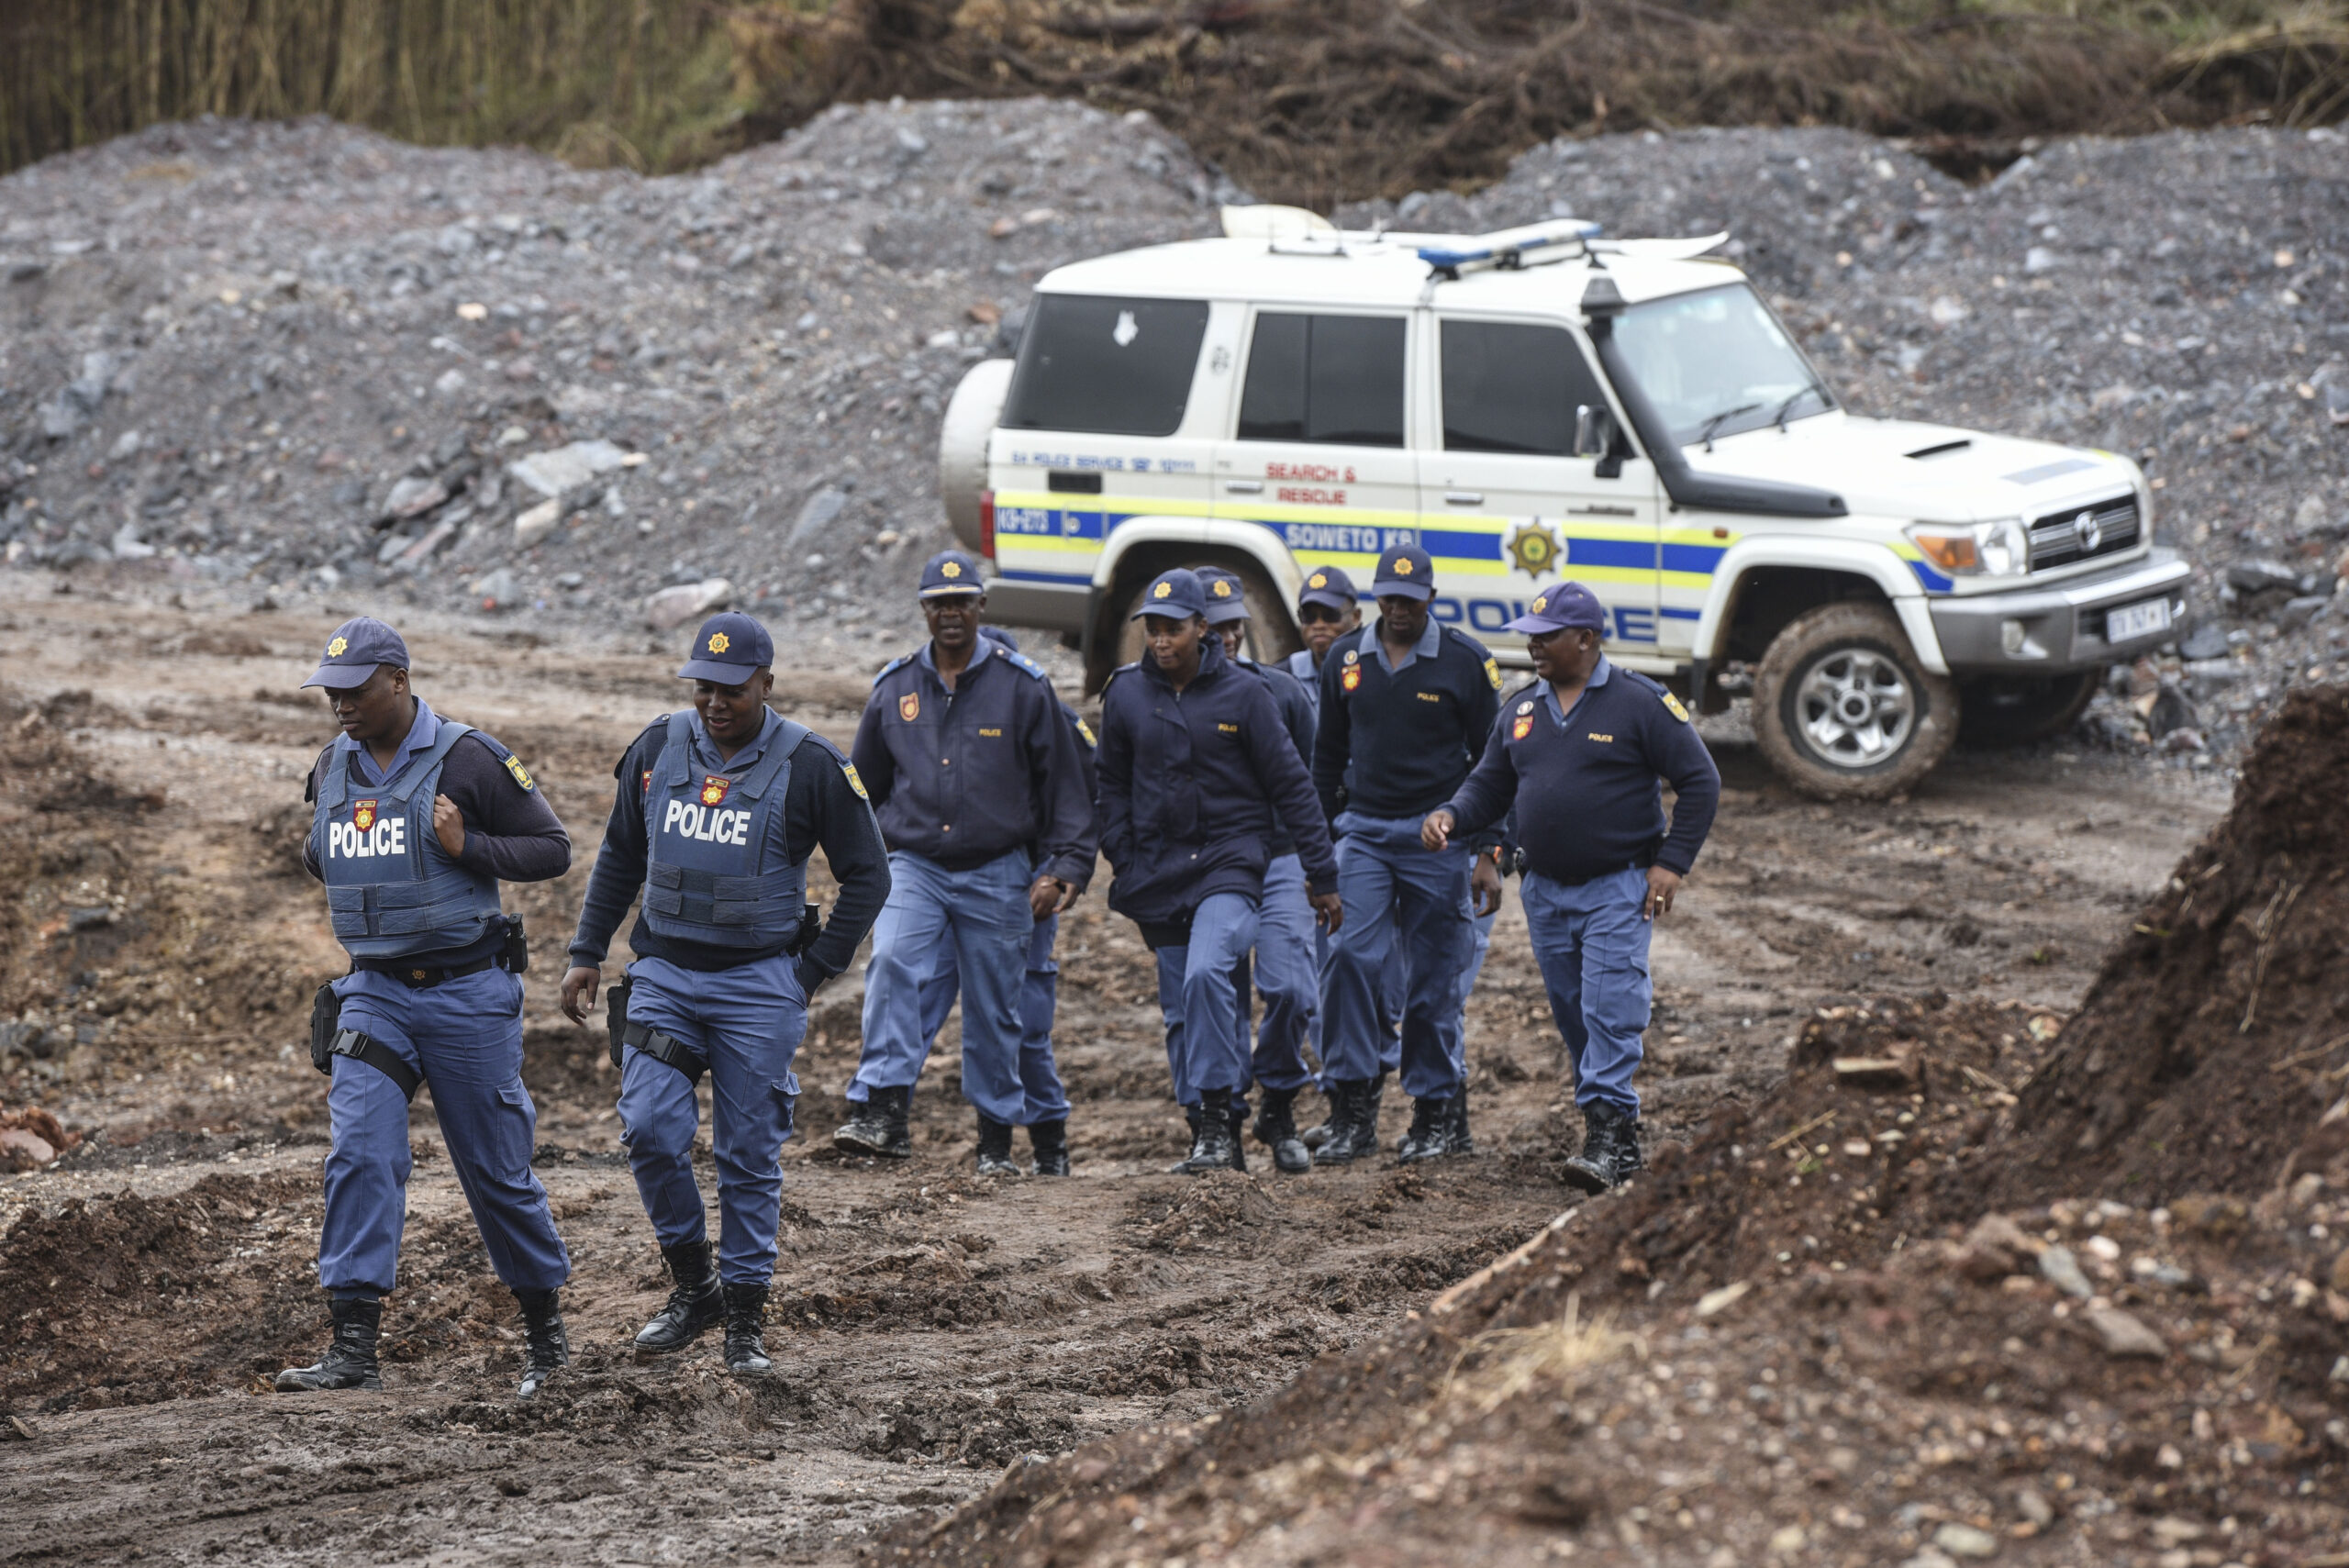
[1237,313,1407,447]
[1440,319,1611,455]
[1002,295,1210,437]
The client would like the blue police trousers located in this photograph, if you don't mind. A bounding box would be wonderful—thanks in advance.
[1241,853,1317,1094]
[1317,873,1490,1083]
[319,966,568,1298]
[1520,867,1654,1117]
[852,848,1033,1125]
[1154,891,1260,1102]
[920,910,1071,1125]
[616,952,807,1285]
[1320,812,1472,1099]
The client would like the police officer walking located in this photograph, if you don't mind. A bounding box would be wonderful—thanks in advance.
[1423,584,1720,1191]
[908,625,1097,1175]
[834,553,1097,1174]
[1311,546,1503,1165]
[1196,566,1319,1173]
[280,617,573,1398]
[1097,568,1341,1173]
[1284,565,1361,717]
[560,613,889,1374]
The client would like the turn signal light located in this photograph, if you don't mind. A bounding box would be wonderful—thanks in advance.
[1910,533,1979,572]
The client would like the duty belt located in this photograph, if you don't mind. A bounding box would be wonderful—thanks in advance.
[327,1029,423,1103]
[356,953,505,988]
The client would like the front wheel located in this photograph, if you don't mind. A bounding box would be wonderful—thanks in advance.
[1957,670,2100,748]
[1752,603,1958,800]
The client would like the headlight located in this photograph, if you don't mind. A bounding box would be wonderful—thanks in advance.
[1906,518,2031,577]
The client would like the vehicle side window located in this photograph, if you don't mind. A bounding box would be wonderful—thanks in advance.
[1237,313,1406,448]
[1439,319,1610,456]
[1001,295,1211,437]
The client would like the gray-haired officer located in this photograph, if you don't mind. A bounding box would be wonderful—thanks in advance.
[560,613,890,1375]
[281,617,573,1398]
[834,551,1097,1174]
[1424,583,1720,1191]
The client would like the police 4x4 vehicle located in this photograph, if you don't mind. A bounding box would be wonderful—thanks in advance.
[937,207,2188,798]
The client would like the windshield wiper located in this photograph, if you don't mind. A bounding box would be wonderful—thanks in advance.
[1693,403,1760,452]
[1771,384,1825,431]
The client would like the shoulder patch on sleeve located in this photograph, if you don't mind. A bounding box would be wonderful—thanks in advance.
[503,753,538,791]
[1074,716,1097,750]
[841,760,870,800]
[872,653,914,686]
[1007,651,1048,681]
[462,729,536,791]
[1483,656,1503,691]
[1661,688,1691,723]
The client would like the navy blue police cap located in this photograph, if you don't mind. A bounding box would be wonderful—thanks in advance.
[301,616,409,690]
[918,550,985,599]
[1371,544,1436,602]
[1130,567,1208,621]
[1505,581,1606,635]
[1195,566,1251,626]
[1297,565,1358,614]
[677,612,774,684]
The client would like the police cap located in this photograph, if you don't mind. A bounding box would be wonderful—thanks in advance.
[1371,544,1436,602]
[1504,581,1606,635]
[1194,566,1251,626]
[302,617,409,690]
[1130,567,1208,621]
[677,611,774,684]
[918,550,985,599]
[1297,565,1358,615]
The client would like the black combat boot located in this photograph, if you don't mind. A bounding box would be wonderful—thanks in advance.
[722,1283,773,1377]
[1397,1095,1472,1163]
[833,1084,912,1158]
[975,1114,1021,1175]
[1174,1090,1238,1174]
[1166,1106,1205,1173]
[515,1287,569,1399]
[1226,1095,1250,1173]
[1313,1079,1374,1165]
[635,1239,725,1356]
[1029,1118,1071,1177]
[274,1296,383,1392]
[1252,1087,1312,1174]
[1563,1103,1642,1193]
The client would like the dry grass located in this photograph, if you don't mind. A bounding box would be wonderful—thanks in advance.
[6,0,2349,201]
[1441,1292,1636,1416]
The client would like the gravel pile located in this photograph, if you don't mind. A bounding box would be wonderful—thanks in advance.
[1341,125,2349,766]
[2,105,2343,759]
[0,99,1231,656]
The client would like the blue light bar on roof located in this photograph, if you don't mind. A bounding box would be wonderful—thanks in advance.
[1417,218,1604,272]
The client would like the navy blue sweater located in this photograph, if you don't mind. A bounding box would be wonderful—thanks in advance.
[1445,661,1720,884]
[1095,637,1339,926]
[851,639,1097,888]
[1235,655,1314,858]
[1311,620,1502,835]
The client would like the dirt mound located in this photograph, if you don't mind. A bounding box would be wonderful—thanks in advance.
[1998,684,2349,1206]
[1127,1170,1282,1253]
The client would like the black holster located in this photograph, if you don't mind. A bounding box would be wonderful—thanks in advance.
[309,984,341,1075]
[605,975,631,1071]
[501,913,531,975]
[306,979,421,1102]
[785,902,821,957]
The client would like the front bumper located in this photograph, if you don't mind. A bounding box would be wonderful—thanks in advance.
[1927,548,2193,673]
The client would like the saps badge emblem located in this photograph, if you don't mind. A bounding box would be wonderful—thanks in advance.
[327,636,349,657]
[1341,665,1362,693]
[1484,657,1503,691]
[1662,691,1691,723]
[700,775,731,807]
[1511,716,1534,740]
[352,799,379,832]
[503,755,535,791]
[899,692,919,722]
[842,762,870,800]
[707,631,732,654]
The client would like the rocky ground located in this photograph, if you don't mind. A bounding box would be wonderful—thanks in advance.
[2,106,2345,765]
[0,584,2231,1564]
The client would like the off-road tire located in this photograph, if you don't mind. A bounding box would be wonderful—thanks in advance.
[1108,557,1297,676]
[1956,670,2099,748]
[1752,602,1958,800]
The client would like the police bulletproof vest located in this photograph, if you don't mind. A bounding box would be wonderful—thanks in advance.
[311,721,506,959]
[640,711,809,949]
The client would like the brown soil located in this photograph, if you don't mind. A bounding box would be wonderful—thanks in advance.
[0,584,2249,1564]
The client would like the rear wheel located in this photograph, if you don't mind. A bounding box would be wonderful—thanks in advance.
[1957,671,2100,748]
[1752,602,1958,800]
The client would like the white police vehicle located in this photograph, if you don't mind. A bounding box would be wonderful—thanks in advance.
[937,207,2189,797]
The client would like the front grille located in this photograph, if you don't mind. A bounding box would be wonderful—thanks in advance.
[2030,494,2140,570]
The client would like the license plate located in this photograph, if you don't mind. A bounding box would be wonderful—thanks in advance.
[2106,597,2172,642]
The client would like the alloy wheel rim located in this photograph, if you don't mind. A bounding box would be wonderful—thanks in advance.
[1792,647,1915,768]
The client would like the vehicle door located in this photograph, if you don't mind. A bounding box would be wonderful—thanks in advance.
[1214,309,1419,604]
[1422,315,1664,658]
[993,293,1216,591]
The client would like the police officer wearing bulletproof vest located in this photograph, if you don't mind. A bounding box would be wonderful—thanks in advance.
[1424,583,1720,1191]
[833,552,1097,1174]
[1195,565,1320,1173]
[281,617,573,1398]
[1097,568,1341,1174]
[908,624,1097,1175]
[560,613,889,1375]
[1312,545,1504,1165]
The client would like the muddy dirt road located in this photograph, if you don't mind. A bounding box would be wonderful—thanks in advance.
[0,581,2225,1564]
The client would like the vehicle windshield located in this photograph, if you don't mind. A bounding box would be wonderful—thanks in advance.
[1611,283,1832,446]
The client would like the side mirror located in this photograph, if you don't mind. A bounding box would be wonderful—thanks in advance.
[1575,404,1625,478]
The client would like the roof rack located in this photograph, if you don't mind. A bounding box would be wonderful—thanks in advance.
[1415,219,1604,278]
